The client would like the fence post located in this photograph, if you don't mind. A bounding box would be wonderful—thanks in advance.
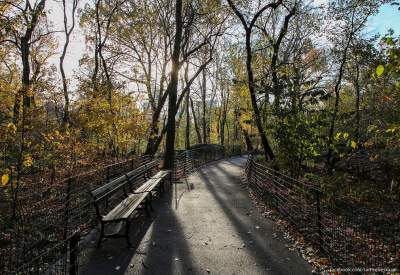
[69,231,80,275]
[315,189,323,249]
[63,178,72,240]
[106,166,110,181]
[247,157,252,184]
[246,157,250,182]
[253,159,257,188]
[183,153,187,178]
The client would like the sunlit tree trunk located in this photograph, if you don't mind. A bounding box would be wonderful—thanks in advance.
[60,0,79,128]
[227,0,280,160]
[190,98,202,144]
[184,63,191,149]
[163,0,183,169]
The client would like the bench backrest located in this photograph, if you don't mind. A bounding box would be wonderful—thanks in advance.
[125,164,148,192]
[90,160,155,203]
[145,160,159,177]
[151,170,170,179]
[91,175,127,203]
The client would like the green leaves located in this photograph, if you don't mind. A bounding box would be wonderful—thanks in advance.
[376,65,385,76]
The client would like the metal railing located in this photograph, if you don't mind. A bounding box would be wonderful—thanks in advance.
[173,144,225,180]
[1,144,227,274]
[1,155,153,274]
[245,154,399,271]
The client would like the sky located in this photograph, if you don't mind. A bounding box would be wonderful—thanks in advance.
[46,1,400,82]
[367,3,400,36]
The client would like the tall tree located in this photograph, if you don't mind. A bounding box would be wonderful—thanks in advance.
[163,0,183,169]
[184,62,191,149]
[325,0,383,166]
[10,0,47,122]
[227,0,281,160]
[60,0,79,127]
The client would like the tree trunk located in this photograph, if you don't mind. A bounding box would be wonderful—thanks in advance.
[244,30,275,160]
[13,36,30,122]
[326,37,352,166]
[163,0,183,169]
[269,8,295,113]
[190,97,202,144]
[185,64,190,149]
[354,63,361,144]
[144,116,160,156]
[201,68,207,144]
[227,0,278,160]
[60,0,78,128]
[241,126,253,151]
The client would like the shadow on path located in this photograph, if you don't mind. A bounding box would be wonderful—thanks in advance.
[196,158,311,274]
[81,183,201,275]
[81,157,311,275]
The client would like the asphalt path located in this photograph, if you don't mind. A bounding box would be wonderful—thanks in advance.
[81,156,312,275]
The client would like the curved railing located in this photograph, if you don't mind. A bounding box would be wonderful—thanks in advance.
[245,154,399,271]
[1,144,231,274]
[173,144,225,180]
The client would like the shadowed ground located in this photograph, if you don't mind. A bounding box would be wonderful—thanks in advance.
[80,156,312,275]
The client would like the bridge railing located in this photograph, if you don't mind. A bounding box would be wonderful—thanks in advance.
[1,144,228,274]
[245,154,399,271]
[173,144,225,181]
[1,154,153,274]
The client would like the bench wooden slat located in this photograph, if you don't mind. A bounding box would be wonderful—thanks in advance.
[91,162,151,201]
[91,175,127,200]
[134,178,161,193]
[103,176,167,221]
[151,170,171,179]
[90,160,173,247]
[103,192,148,221]
[125,165,147,178]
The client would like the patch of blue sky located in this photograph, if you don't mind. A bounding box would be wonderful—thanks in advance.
[366,3,400,37]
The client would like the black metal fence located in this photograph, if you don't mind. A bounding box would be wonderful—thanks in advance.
[245,154,400,271]
[173,144,225,181]
[1,155,152,275]
[1,145,226,275]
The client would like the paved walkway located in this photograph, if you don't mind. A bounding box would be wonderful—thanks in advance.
[81,156,312,275]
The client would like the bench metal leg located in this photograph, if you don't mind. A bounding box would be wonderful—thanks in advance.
[149,193,154,211]
[145,198,151,217]
[125,220,132,248]
[97,222,104,248]
[159,181,165,196]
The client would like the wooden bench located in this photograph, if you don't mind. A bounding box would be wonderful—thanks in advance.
[90,162,171,247]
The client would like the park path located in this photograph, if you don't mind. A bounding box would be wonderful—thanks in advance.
[81,156,312,275]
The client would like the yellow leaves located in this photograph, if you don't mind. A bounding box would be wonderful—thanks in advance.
[367,125,378,132]
[1,174,9,186]
[364,140,374,148]
[335,132,349,141]
[335,132,357,150]
[369,154,380,161]
[376,65,385,76]
[7,122,17,134]
[26,86,33,97]
[23,155,33,168]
